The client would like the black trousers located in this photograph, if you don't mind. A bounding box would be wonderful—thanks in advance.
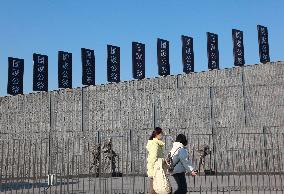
[172,172,187,194]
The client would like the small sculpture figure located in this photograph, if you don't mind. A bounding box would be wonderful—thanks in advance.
[89,138,119,177]
[90,144,101,176]
[197,144,210,172]
[101,138,119,174]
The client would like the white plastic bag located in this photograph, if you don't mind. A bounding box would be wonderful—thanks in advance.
[153,158,172,194]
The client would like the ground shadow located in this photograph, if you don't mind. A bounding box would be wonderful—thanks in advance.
[0,180,79,192]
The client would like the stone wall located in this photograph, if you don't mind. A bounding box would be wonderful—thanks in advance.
[1,62,283,137]
[0,61,283,177]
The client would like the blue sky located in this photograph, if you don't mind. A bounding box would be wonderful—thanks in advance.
[0,0,283,96]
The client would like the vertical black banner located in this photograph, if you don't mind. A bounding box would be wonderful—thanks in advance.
[81,48,95,86]
[232,29,245,66]
[181,35,194,73]
[107,45,120,83]
[7,57,24,95]
[33,53,48,91]
[58,51,72,88]
[157,38,170,76]
[132,42,145,79]
[257,25,270,63]
[207,32,219,70]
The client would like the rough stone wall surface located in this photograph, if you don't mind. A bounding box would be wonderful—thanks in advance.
[1,62,283,136]
[0,62,283,177]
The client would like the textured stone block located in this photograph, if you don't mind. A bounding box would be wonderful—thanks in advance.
[211,86,245,128]
[177,66,242,88]
[245,84,284,127]
[244,62,284,85]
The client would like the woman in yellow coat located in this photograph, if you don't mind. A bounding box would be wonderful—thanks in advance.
[146,127,165,194]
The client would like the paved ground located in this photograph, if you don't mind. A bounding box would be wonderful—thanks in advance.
[0,175,283,194]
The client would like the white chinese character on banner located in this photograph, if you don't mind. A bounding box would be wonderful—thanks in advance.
[110,65,117,71]
[161,49,167,57]
[37,82,45,89]
[136,53,143,60]
[86,67,92,75]
[161,66,168,74]
[185,47,191,54]
[86,50,92,58]
[235,31,241,39]
[63,62,69,69]
[136,69,143,77]
[186,38,191,46]
[110,47,117,55]
[12,60,20,68]
[62,71,68,78]
[237,40,242,48]
[37,73,44,81]
[237,57,243,64]
[12,85,20,93]
[210,44,216,51]
[62,79,69,87]
[12,69,20,76]
[86,59,91,66]
[63,53,69,61]
[37,56,45,64]
[210,35,216,43]
[12,77,20,84]
[111,72,118,81]
[161,41,167,49]
[111,55,117,64]
[38,66,45,73]
[136,44,142,52]
[136,61,142,68]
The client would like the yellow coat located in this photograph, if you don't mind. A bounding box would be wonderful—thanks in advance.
[146,138,165,177]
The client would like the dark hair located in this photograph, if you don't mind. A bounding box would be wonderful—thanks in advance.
[149,127,163,140]
[175,134,188,146]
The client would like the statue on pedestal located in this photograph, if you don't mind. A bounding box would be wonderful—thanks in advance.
[197,144,215,175]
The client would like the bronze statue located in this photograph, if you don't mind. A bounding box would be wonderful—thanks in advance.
[197,144,210,172]
[90,138,119,176]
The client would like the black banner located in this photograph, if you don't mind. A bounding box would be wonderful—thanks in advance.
[257,25,270,63]
[207,32,219,70]
[81,48,95,85]
[7,57,24,95]
[181,35,194,73]
[157,38,170,76]
[232,29,245,66]
[33,53,48,91]
[107,45,120,83]
[132,42,145,79]
[58,51,72,88]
